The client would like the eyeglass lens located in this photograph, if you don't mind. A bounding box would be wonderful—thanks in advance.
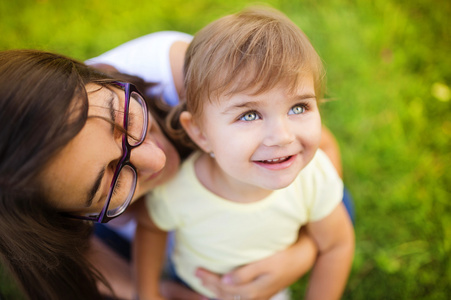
[107,165,137,217]
[127,91,147,146]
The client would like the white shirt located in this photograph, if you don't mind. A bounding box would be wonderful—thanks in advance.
[86,31,193,106]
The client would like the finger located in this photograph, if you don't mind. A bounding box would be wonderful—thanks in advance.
[218,274,275,300]
[195,268,222,296]
[195,269,258,300]
[222,262,263,286]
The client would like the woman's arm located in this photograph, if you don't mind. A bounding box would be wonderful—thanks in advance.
[305,202,355,300]
[195,227,318,299]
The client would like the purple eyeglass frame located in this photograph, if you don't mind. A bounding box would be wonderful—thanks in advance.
[66,81,148,223]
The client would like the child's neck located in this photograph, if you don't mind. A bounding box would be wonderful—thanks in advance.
[194,152,273,203]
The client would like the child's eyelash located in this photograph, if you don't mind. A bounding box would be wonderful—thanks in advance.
[289,102,311,115]
[294,102,310,110]
[236,101,312,121]
[238,110,261,121]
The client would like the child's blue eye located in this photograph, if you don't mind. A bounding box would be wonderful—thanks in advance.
[289,105,306,115]
[240,111,259,121]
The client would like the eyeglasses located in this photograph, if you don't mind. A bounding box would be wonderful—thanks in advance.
[68,81,148,223]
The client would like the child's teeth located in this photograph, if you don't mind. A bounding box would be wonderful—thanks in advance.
[263,156,288,163]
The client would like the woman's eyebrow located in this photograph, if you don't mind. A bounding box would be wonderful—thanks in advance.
[108,92,116,123]
[86,166,106,207]
[107,91,117,133]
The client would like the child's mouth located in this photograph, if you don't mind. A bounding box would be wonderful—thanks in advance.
[259,156,291,164]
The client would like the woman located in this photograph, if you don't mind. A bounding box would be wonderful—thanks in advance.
[0,49,186,299]
[0,49,319,300]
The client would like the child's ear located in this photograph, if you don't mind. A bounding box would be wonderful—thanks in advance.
[179,111,212,153]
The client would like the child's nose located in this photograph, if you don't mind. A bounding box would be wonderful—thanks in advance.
[262,119,295,147]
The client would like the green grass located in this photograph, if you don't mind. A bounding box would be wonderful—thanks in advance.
[1,0,450,299]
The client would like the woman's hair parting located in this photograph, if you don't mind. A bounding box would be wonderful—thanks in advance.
[0,49,116,300]
[169,7,325,149]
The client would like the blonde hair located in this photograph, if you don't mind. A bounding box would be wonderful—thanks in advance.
[184,6,325,119]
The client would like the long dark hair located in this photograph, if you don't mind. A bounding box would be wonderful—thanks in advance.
[0,50,118,300]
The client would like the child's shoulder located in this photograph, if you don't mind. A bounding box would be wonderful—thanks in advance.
[294,149,344,220]
[303,148,337,171]
[296,149,342,186]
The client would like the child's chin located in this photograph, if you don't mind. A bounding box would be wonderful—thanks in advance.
[261,177,297,191]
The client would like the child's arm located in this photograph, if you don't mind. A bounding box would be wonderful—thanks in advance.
[305,202,355,300]
[133,199,168,300]
[195,227,318,299]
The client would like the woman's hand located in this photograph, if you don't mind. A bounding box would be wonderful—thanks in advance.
[195,228,318,300]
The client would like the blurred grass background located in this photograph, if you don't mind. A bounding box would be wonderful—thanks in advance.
[1,0,450,299]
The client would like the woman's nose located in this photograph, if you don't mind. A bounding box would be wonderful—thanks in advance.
[262,118,295,147]
[129,140,166,174]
